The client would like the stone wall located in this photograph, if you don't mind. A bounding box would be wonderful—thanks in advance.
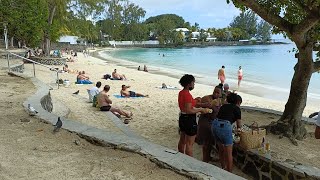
[233,145,319,180]
[211,139,320,180]
[30,56,66,66]
[10,63,24,73]
[40,91,53,113]
[51,43,87,52]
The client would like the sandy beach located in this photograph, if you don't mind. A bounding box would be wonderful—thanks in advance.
[18,47,320,174]
[0,58,190,180]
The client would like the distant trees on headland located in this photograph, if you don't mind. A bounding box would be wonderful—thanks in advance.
[0,0,273,50]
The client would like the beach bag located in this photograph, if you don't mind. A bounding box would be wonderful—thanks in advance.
[239,122,266,150]
[103,74,111,80]
[56,79,64,84]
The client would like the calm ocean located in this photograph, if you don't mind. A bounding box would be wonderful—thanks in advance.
[104,43,320,103]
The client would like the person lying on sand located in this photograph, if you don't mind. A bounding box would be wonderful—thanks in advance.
[120,85,148,97]
[97,85,132,118]
[63,65,78,74]
[112,69,127,80]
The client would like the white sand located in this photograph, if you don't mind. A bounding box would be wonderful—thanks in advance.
[0,59,188,180]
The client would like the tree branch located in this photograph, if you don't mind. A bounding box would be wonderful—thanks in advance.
[293,14,320,36]
[313,61,320,73]
[238,0,293,36]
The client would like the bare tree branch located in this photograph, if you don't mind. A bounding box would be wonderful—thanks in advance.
[238,0,294,36]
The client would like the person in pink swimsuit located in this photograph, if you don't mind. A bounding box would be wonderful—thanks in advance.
[218,66,226,84]
[238,66,243,88]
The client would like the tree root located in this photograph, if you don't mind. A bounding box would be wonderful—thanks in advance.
[263,120,307,146]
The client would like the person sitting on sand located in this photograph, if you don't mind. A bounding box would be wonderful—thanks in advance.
[112,69,127,80]
[76,71,92,84]
[315,111,320,139]
[97,85,133,118]
[88,81,101,103]
[120,85,148,97]
[137,66,141,71]
[66,56,75,62]
[143,65,148,72]
[81,71,90,80]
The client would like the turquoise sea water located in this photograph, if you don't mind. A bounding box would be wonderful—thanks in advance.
[104,44,320,103]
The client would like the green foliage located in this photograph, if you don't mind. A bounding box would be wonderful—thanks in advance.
[256,21,272,42]
[145,14,186,28]
[228,27,245,40]
[227,0,320,137]
[199,29,208,42]
[0,0,48,47]
[230,10,258,39]
[98,0,147,41]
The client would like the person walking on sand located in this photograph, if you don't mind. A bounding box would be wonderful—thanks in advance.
[237,66,243,88]
[177,74,211,157]
[218,66,226,84]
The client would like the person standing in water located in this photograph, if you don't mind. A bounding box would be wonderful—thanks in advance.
[237,66,243,88]
[218,66,226,84]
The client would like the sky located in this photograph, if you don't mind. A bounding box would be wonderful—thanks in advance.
[129,0,241,29]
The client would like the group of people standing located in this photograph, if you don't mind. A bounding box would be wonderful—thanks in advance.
[218,65,243,88]
[177,74,242,172]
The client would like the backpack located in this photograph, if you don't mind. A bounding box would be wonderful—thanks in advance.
[103,74,111,80]
[92,95,98,107]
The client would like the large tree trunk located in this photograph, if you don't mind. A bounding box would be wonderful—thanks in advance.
[270,44,314,143]
[43,5,56,56]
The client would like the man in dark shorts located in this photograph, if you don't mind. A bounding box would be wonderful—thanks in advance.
[120,85,148,97]
[97,85,132,118]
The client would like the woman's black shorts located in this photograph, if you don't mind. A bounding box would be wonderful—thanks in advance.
[179,114,197,136]
[100,105,111,111]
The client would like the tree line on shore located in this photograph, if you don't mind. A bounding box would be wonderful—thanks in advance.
[0,0,273,52]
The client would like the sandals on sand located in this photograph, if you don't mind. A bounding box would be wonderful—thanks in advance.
[124,119,130,124]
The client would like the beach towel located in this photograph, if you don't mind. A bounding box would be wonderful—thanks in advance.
[76,79,93,84]
[156,86,180,90]
[113,94,144,99]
